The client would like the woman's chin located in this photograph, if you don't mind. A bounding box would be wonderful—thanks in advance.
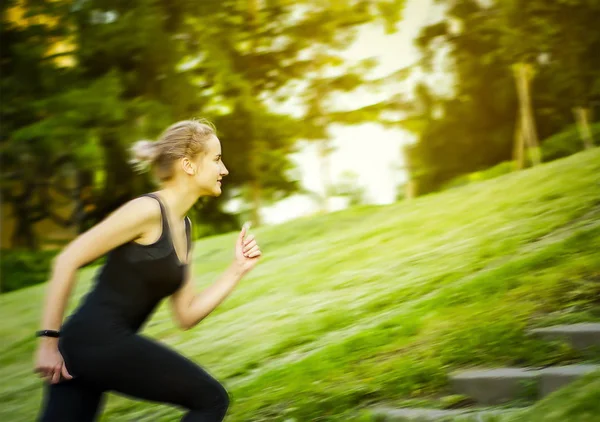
[198,186,222,197]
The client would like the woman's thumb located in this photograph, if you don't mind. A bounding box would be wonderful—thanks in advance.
[238,222,250,242]
[61,363,73,380]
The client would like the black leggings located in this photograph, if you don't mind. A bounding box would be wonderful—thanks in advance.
[38,334,230,421]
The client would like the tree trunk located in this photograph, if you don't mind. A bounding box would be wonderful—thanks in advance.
[11,213,38,249]
[573,107,595,150]
[405,179,417,200]
[8,179,40,250]
[513,62,541,166]
[513,118,525,169]
[318,139,333,213]
[402,151,417,200]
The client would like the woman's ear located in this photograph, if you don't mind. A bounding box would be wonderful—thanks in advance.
[181,157,197,176]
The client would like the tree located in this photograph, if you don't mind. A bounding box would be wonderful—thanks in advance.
[399,0,600,195]
[3,0,408,248]
[2,0,230,247]
[187,0,406,223]
[330,170,367,206]
[1,0,86,248]
[538,0,600,149]
[402,1,520,194]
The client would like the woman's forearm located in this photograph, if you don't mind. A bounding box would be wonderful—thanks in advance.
[185,262,246,329]
[39,256,78,334]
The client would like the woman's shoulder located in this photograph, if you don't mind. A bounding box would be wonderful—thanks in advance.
[121,194,162,217]
[102,195,162,230]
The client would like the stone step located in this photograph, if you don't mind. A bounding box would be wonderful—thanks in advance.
[450,364,600,405]
[540,364,600,397]
[450,368,538,405]
[370,406,521,421]
[528,323,600,351]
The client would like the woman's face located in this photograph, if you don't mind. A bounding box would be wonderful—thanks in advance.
[193,135,229,196]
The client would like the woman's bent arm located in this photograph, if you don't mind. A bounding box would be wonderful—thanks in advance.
[35,197,160,384]
[170,262,246,330]
[170,224,262,330]
[38,196,160,333]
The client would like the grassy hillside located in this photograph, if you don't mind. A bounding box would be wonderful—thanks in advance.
[1,148,599,421]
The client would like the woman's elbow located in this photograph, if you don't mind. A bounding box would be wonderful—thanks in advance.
[53,252,68,269]
[51,251,79,275]
[176,313,193,331]
[180,315,204,331]
[180,320,193,331]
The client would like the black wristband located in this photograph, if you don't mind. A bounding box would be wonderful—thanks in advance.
[36,330,60,338]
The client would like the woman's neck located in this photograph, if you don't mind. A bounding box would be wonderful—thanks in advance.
[155,183,199,220]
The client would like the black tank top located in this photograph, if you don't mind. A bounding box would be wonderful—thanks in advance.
[61,193,191,340]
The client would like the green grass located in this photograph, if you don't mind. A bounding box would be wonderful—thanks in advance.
[1,149,600,421]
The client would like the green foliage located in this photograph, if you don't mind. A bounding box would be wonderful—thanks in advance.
[440,394,475,410]
[438,121,600,193]
[516,378,539,404]
[0,249,58,293]
[329,170,368,206]
[0,249,107,294]
[542,123,600,162]
[442,161,517,191]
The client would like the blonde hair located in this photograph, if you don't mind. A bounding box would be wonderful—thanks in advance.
[130,119,216,181]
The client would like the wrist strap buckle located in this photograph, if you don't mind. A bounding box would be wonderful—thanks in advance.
[36,330,60,338]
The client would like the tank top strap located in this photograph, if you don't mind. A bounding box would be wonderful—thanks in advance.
[184,216,192,256]
[140,193,169,235]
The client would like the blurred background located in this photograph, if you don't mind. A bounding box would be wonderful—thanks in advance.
[2,0,599,271]
[1,0,600,421]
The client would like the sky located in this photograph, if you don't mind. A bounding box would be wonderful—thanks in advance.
[255,0,448,224]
